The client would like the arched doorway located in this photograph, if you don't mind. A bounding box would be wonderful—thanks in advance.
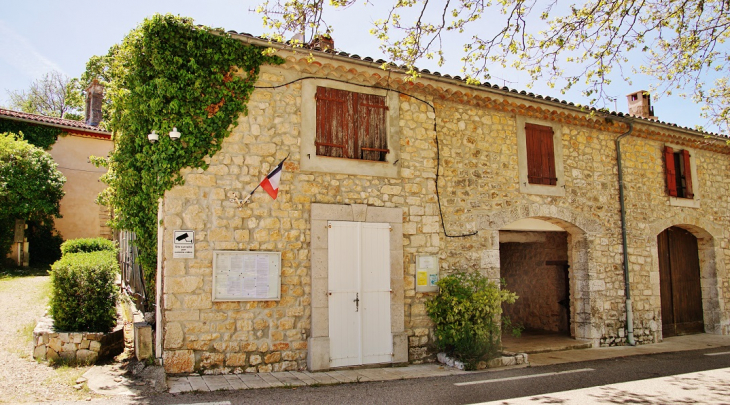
[497,217,588,342]
[657,226,704,337]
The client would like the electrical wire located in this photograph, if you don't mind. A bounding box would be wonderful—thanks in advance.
[254,76,477,238]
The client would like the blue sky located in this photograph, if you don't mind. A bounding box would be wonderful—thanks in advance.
[0,0,718,133]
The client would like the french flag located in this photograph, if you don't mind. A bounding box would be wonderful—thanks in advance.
[260,157,287,199]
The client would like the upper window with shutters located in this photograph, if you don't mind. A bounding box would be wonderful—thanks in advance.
[664,144,700,208]
[516,117,565,197]
[300,80,400,178]
[315,87,388,162]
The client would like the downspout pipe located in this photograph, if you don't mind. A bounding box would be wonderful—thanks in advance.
[615,119,636,346]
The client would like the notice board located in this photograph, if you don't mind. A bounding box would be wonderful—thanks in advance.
[212,251,281,301]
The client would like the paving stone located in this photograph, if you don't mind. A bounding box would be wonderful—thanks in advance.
[239,374,273,389]
[223,375,249,390]
[288,371,319,386]
[325,370,359,383]
[258,373,285,387]
[187,375,210,392]
[306,371,340,385]
[203,375,232,391]
[167,377,193,394]
[272,372,307,387]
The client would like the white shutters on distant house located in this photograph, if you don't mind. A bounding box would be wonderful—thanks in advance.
[328,221,392,368]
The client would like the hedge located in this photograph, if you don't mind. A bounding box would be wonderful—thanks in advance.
[49,250,119,332]
[60,237,116,255]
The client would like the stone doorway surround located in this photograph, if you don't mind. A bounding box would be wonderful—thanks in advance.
[648,216,728,336]
[308,203,408,371]
[478,206,603,346]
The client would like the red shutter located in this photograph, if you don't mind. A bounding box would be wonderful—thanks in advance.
[525,123,556,185]
[664,146,677,197]
[356,93,388,161]
[316,87,387,161]
[315,87,350,158]
[681,149,694,198]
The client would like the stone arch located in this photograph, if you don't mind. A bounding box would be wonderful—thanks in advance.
[648,215,727,336]
[478,205,603,345]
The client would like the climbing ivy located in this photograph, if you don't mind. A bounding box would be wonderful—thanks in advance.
[95,14,282,303]
[0,119,62,150]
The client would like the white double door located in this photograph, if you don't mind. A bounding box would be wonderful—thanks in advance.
[328,221,392,368]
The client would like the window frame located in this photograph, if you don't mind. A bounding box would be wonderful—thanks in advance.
[664,143,700,208]
[516,117,565,197]
[300,80,400,178]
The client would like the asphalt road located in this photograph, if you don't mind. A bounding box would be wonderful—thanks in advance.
[78,346,730,405]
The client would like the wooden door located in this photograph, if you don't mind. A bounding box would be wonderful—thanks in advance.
[657,227,704,337]
[328,221,392,367]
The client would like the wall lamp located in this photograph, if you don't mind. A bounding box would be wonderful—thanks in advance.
[148,127,181,143]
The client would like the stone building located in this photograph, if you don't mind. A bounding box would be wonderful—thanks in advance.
[157,33,730,374]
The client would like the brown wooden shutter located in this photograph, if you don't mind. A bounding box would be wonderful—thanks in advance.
[664,146,677,197]
[356,93,388,161]
[315,87,351,158]
[525,123,556,185]
[681,149,694,198]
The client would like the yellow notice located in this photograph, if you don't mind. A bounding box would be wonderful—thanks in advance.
[416,271,428,286]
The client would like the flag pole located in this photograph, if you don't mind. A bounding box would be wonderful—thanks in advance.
[236,154,289,205]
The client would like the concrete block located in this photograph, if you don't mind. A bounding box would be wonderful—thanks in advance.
[311,220,328,249]
[365,206,403,224]
[352,204,367,222]
[392,332,408,363]
[311,248,328,280]
[311,307,329,338]
[135,322,153,361]
[307,336,330,371]
[311,203,352,221]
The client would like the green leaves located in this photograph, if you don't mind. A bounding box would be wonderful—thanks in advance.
[93,14,282,303]
[426,271,518,369]
[49,250,119,333]
[0,133,66,256]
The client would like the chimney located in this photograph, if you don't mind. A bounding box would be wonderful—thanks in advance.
[85,79,104,127]
[310,32,334,52]
[626,90,656,120]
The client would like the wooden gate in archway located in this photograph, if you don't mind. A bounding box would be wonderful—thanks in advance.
[657,226,704,337]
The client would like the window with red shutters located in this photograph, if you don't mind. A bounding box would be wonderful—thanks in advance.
[315,87,389,162]
[525,123,557,185]
[664,146,694,199]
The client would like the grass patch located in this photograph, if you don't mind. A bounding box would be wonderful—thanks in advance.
[20,321,37,344]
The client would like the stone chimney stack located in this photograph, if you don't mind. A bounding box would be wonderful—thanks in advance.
[85,79,104,127]
[626,90,656,120]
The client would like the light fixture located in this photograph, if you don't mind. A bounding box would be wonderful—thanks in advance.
[148,127,182,143]
[169,127,181,140]
[147,130,159,143]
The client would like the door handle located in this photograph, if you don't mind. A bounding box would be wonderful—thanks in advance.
[354,293,359,312]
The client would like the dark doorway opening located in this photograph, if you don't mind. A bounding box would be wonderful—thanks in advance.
[500,231,570,335]
[657,226,704,337]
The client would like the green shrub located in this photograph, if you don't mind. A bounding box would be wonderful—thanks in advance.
[426,271,518,370]
[49,251,119,332]
[60,237,116,255]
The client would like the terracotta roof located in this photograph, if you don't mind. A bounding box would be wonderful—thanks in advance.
[228,30,726,139]
[0,108,111,139]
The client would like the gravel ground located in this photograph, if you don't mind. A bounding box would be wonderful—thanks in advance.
[0,272,100,403]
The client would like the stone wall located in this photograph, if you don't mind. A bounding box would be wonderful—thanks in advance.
[158,47,730,373]
[32,315,124,364]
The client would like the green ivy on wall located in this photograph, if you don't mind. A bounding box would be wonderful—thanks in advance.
[95,14,282,303]
[0,119,62,150]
